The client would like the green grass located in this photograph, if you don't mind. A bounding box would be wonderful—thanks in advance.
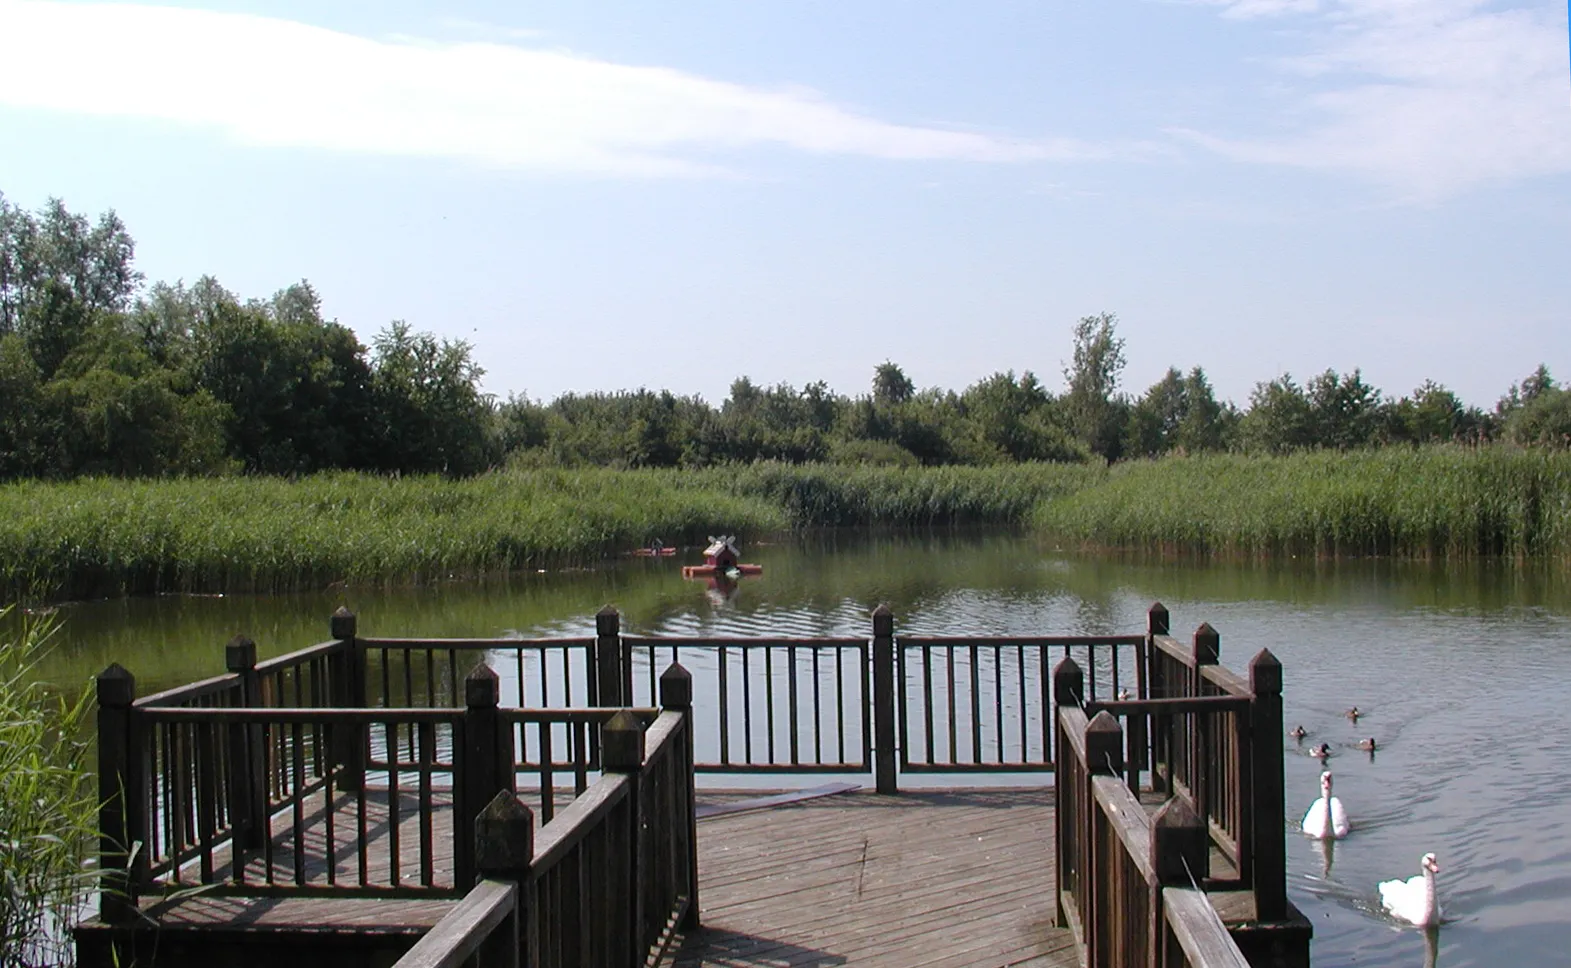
[0,606,95,967]
[5,450,1570,602]
[0,463,1096,601]
[1032,447,1571,558]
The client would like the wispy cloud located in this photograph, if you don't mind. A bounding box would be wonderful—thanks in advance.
[1178,0,1571,200]
[0,0,1090,176]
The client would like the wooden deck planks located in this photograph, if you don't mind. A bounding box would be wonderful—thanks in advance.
[672,789,1079,968]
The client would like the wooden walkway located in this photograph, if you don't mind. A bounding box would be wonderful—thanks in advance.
[671,789,1077,968]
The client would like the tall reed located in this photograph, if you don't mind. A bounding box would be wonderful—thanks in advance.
[1032,447,1571,558]
[0,607,95,968]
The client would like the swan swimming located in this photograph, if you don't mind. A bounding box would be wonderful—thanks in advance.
[1379,852,1441,927]
[1302,771,1350,839]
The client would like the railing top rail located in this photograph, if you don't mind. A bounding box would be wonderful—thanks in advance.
[1162,887,1254,968]
[358,636,594,650]
[138,706,465,724]
[642,709,685,762]
[532,772,633,871]
[1200,664,1251,698]
[898,633,1147,647]
[134,672,240,708]
[1092,775,1154,882]
[500,707,660,724]
[1085,695,1251,716]
[621,634,868,648]
[253,639,345,674]
[393,878,517,968]
[1151,633,1194,665]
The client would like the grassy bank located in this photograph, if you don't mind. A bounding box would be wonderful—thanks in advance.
[5,450,1569,601]
[1033,448,1571,558]
[0,463,1095,600]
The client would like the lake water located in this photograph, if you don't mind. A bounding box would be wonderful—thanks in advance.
[25,530,1571,968]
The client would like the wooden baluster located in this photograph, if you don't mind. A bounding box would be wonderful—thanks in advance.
[871,604,898,794]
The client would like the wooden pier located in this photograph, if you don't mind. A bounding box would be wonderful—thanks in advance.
[75,604,1311,968]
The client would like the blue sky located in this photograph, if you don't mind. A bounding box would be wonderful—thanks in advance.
[1,0,1567,410]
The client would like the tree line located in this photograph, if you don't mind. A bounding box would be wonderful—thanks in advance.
[2,193,1567,481]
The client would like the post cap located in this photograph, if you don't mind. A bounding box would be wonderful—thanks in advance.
[474,790,535,873]
[659,662,693,708]
[596,605,620,636]
[1147,602,1170,635]
[1249,648,1283,695]
[465,663,500,707]
[1052,656,1084,706]
[1193,623,1220,663]
[225,635,257,672]
[96,663,135,706]
[330,607,356,640]
[602,709,646,770]
[871,603,893,636]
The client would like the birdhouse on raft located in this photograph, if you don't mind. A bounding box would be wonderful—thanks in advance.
[682,535,763,579]
[702,535,740,570]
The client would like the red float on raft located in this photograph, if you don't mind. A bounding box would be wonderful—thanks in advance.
[682,535,763,579]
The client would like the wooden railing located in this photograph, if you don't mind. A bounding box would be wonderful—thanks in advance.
[95,657,674,920]
[95,600,1288,966]
[393,665,698,968]
[1054,695,1251,968]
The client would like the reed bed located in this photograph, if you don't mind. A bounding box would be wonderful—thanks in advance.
[0,470,787,600]
[697,461,1104,527]
[1032,447,1571,558]
[0,607,95,967]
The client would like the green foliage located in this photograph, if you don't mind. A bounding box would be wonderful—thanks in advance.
[1033,447,1571,559]
[1506,387,1571,448]
[1063,311,1127,460]
[0,607,94,967]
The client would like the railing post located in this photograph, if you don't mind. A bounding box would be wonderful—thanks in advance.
[871,604,898,795]
[1135,603,1166,793]
[476,790,535,968]
[604,710,647,966]
[1191,623,1219,827]
[1083,711,1123,968]
[1150,797,1209,968]
[1147,603,1171,794]
[660,662,700,930]
[1051,657,1082,929]
[330,607,366,792]
[96,664,144,923]
[595,606,623,707]
[224,636,266,849]
[1249,649,1287,921]
[459,663,511,888]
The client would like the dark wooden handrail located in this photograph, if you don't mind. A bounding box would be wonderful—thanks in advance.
[394,878,519,968]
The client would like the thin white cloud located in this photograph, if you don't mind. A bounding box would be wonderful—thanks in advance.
[1178,0,1571,200]
[0,0,1089,176]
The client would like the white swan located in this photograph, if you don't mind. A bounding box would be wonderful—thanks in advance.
[1379,853,1441,927]
[1302,771,1350,839]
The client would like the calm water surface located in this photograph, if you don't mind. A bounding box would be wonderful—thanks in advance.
[25,531,1571,968]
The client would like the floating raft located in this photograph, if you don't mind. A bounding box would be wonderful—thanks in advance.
[681,535,762,579]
